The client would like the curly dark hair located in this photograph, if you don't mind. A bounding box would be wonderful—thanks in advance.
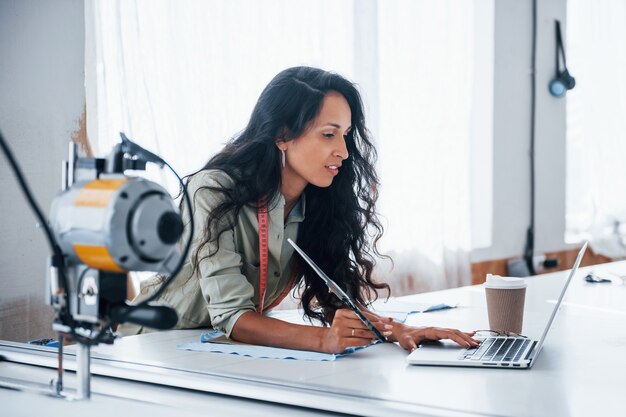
[185,66,389,325]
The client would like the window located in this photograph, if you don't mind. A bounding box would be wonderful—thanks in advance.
[566,0,626,257]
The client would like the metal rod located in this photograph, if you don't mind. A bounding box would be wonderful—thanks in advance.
[67,142,77,187]
[61,160,68,191]
[76,343,91,400]
[56,333,64,395]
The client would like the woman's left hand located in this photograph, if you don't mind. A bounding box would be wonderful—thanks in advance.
[361,310,479,352]
[392,324,479,352]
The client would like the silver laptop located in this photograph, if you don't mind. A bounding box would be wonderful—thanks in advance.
[406,241,588,369]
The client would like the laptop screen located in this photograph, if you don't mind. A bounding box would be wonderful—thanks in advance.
[532,241,588,358]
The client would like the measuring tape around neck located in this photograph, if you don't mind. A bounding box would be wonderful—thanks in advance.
[257,199,269,313]
[256,198,297,314]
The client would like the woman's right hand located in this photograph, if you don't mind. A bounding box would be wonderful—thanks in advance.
[320,308,393,354]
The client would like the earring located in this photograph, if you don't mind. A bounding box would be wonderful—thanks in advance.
[281,149,286,168]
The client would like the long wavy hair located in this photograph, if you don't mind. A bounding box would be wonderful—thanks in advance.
[186,66,389,324]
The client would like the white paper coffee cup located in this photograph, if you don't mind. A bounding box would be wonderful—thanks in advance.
[484,274,527,334]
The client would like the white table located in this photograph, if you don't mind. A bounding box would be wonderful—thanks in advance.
[2,261,626,416]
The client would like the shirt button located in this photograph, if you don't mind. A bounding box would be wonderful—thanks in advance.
[273,271,280,277]
[277,234,281,240]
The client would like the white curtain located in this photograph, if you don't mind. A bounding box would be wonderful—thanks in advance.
[566,0,626,258]
[86,0,490,294]
[375,1,476,292]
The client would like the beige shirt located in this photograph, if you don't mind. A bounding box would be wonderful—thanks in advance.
[131,170,305,337]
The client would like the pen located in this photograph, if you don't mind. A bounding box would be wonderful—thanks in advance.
[288,238,386,343]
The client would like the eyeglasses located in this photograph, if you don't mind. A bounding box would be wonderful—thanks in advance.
[584,272,612,284]
[474,330,527,338]
[583,271,626,285]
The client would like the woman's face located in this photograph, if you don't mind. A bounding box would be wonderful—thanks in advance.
[279,91,351,194]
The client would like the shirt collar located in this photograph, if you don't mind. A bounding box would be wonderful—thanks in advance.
[286,193,306,224]
[276,193,306,225]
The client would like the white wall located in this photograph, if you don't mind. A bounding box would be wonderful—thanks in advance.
[0,0,85,341]
[472,0,571,262]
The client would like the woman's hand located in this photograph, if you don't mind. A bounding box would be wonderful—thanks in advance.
[320,308,394,354]
[360,309,479,352]
[392,323,479,352]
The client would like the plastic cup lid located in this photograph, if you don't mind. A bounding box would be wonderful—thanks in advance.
[484,274,527,289]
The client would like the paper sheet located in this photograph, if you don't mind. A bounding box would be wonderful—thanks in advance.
[177,329,379,361]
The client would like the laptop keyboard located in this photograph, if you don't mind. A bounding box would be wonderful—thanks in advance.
[460,337,530,362]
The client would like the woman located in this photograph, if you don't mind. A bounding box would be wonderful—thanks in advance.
[132,66,478,353]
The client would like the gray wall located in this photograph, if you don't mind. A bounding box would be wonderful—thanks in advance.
[0,0,85,341]
[473,0,570,262]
